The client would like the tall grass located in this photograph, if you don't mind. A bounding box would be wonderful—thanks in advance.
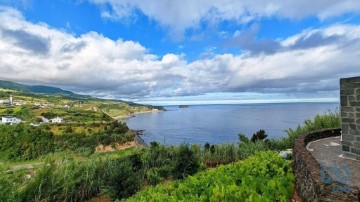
[20,159,101,202]
[0,164,18,201]
[285,111,340,142]
[268,111,341,150]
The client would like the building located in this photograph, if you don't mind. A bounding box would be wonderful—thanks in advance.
[0,99,10,105]
[0,95,15,106]
[1,116,21,125]
[51,117,63,123]
[340,76,360,160]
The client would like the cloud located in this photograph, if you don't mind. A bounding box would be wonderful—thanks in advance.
[89,0,360,38]
[226,24,359,55]
[1,28,50,55]
[226,24,281,54]
[0,7,360,101]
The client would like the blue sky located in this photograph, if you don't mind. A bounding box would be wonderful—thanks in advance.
[0,0,360,105]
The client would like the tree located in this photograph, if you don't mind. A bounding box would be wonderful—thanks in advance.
[204,142,210,151]
[251,129,268,142]
[238,133,250,143]
[150,141,159,149]
[173,144,200,179]
[210,145,215,154]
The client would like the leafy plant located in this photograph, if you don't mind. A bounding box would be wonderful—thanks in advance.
[123,151,294,202]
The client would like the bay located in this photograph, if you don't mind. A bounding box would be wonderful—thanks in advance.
[124,102,339,145]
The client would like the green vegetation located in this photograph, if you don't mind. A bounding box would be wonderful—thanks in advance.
[0,144,204,201]
[0,124,55,160]
[285,111,340,144]
[268,111,341,150]
[0,85,163,121]
[0,110,340,201]
[0,121,131,160]
[123,151,294,202]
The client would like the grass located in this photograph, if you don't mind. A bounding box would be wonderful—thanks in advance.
[50,124,104,135]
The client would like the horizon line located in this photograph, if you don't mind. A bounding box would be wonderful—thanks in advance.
[137,98,339,106]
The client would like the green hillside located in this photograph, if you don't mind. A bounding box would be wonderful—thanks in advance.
[0,80,74,95]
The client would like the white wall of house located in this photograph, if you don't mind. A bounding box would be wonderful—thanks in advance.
[51,117,63,123]
[2,116,21,125]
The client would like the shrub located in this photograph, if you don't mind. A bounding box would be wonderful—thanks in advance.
[123,151,294,202]
[146,168,163,185]
[101,158,140,200]
[173,144,200,179]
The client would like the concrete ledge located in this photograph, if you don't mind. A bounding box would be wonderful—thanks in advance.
[293,128,360,202]
[342,151,360,161]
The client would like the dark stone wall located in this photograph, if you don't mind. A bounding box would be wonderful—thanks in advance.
[293,128,360,202]
[340,76,360,160]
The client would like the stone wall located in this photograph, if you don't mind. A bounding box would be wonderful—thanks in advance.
[293,128,360,202]
[340,76,360,160]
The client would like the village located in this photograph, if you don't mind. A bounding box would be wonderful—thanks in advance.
[0,94,66,125]
[0,91,158,129]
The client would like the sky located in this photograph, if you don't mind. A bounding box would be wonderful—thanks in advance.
[0,0,360,105]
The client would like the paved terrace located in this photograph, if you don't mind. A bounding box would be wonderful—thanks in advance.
[307,136,360,189]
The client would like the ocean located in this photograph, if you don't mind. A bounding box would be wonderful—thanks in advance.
[124,102,339,145]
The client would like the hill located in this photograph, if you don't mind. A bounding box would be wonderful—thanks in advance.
[0,80,74,95]
[0,80,163,110]
[0,81,163,121]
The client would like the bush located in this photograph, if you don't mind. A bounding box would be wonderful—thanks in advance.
[146,168,163,185]
[101,158,140,200]
[0,124,55,160]
[173,144,200,179]
[123,151,294,202]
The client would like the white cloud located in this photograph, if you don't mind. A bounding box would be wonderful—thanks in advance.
[0,7,360,101]
[89,0,360,38]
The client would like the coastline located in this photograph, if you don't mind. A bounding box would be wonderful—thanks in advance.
[116,108,164,121]
[116,109,164,147]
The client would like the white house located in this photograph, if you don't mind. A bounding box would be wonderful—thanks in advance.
[51,117,63,123]
[0,95,14,105]
[0,99,10,105]
[1,116,21,125]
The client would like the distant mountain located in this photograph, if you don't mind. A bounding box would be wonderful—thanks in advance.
[0,80,74,95]
[0,80,164,109]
